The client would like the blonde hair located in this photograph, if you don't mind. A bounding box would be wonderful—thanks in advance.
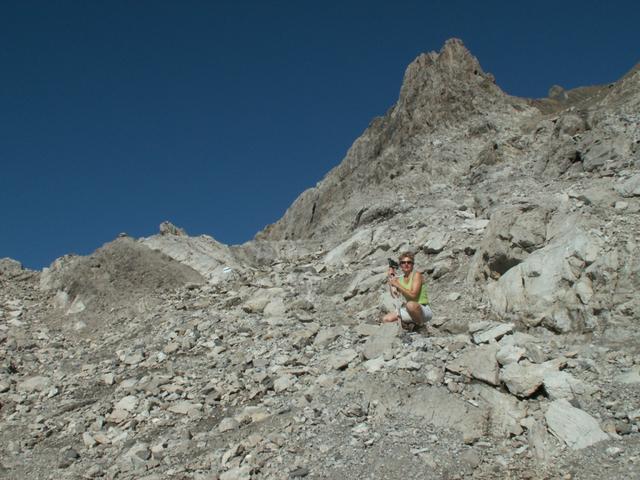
[398,251,415,262]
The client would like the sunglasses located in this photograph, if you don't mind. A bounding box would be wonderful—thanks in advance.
[399,260,413,265]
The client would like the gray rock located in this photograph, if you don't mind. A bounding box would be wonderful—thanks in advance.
[327,348,358,370]
[446,344,499,385]
[424,232,450,254]
[616,174,640,197]
[469,321,514,344]
[616,366,640,384]
[500,358,565,397]
[543,370,588,400]
[362,322,400,360]
[220,465,252,480]
[167,401,203,416]
[218,417,240,432]
[545,399,609,449]
[402,386,488,440]
[106,408,130,423]
[528,420,553,462]
[496,344,525,365]
[273,374,295,392]
[114,395,138,412]
[313,326,345,346]
[363,356,386,373]
[16,376,50,393]
[472,384,527,437]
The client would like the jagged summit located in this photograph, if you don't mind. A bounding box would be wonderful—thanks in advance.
[395,38,508,125]
[257,39,535,242]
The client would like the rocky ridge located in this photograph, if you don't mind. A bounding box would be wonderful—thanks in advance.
[1,39,639,479]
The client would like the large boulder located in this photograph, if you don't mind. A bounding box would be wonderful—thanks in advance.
[483,220,602,332]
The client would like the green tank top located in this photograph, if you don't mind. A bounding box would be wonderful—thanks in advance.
[399,272,429,305]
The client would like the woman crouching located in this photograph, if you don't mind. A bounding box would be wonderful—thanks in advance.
[382,251,433,330]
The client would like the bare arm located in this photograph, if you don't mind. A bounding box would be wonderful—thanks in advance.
[390,271,423,301]
[387,267,399,298]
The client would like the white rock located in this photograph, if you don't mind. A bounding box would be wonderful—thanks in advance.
[167,401,203,416]
[115,395,138,412]
[496,344,525,366]
[363,357,386,373]
[327,348,358,370]
[218,417,239,432]
[545,399,609,449]
[273,374,295,393]
[543,370,586,400]
[469,321,514,344]
[17,376,51,393]
[446,344,499,386]
[363,322,400,360]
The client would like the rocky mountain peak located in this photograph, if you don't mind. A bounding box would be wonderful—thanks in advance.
[395,38,507,127]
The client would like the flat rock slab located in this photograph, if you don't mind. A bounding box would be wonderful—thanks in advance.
[404,386,488,440]
[362,322,400,360]
[354,323,380,337]
[496,344,525,365]
[500,358,565,397]
[471,384,527,437]
[114,395,138,412]
[616,174,640,197]
[446,344,499,385]
[218,417,239,432]
[616,366,640,384]
[363,357,386,373]
[17,376,51,393]
[273,374,296,392]
[470,321,514,344]
[327,348,358,370]
[543,370,588,400]
[545,399,609,449]
[313,326,346,346]
[424,232,449,254]
[167,401,203,416]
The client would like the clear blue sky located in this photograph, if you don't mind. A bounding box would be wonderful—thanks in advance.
[1,1,638,269]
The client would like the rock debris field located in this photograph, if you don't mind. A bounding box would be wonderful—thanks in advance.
[1,39,640,479]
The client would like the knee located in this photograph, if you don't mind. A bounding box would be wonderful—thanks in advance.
[406,301,420,313]
[382,312,398,323]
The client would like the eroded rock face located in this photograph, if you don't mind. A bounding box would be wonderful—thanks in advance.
[2,39,640,479]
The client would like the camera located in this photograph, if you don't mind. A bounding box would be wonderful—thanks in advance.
[387,258,399,269]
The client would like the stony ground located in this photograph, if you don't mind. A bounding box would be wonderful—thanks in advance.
[1,233,639,479]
